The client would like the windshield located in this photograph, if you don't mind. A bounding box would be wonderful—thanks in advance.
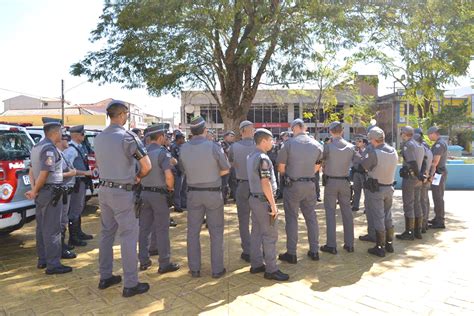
[0,130,34,160]
[83,134,96,154]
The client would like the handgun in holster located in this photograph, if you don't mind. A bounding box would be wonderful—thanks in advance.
[134,185,143,218]
[166,190,174,208]
[364,178,380,193]
[322,174,328,186]
[51,186,65,207]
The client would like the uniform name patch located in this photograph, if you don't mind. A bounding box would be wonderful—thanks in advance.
[166,153,171,158]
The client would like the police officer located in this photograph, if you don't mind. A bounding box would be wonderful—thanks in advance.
[170,132,187,212]
[179,116,230,278]
[352,136,368,212]
[321,121,356,254]
[228,120,256,262]
[277,119,323,263]
[414,128,433,233]
[64,125,93,247]
[247,128,289,281]
[26,118,73,274]
[56,133,77,259]
[359,127,398,257]
[396,126,425,240]
[95,100,152,298]
[427,126,448,229]
[137,124,180,274]
[221,131,235,204]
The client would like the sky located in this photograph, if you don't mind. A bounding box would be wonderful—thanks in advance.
[0,0,472,118]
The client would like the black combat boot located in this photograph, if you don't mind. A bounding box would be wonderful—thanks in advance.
[78,216,93,240]
[69,220,87,247]
[385,226,394,253]
[61,230,76,259]
[396,217,415,240]
[368,230,386,257]
[414,217,423,239]
[421,219,428,233]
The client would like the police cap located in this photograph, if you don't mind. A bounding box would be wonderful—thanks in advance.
[401,125,414,135]
[290,118,305,129]
[106,99,128,111]
[427,126,440,135]
[367,126,385,141]
[69,125,85,134]
[41,117,62,127]
[239,120,253,130]
[328,121,342,131]
[145,123,167,137]
[224,131,235,137]
[255,128,273,137]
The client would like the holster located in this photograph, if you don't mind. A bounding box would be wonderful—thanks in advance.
[399,166,409,179]
[51,186,66,207]
[73,180,81,193]
[364,178,380,193]
[166,190,174,208]
[134,185,143,218]
[322,174,328,186]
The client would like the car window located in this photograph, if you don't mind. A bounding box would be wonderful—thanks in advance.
[29,133,43,144]
[0,130,34,160]
[83,134,96,154]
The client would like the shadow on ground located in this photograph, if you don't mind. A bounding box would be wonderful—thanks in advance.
[0,191,468,315]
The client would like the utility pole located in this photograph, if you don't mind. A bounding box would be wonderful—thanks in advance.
[61,79,65,124]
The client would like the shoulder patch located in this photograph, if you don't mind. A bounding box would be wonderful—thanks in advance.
[45,156,53,166]
[46,151,54,157]
[166,153,172,158]
[261,159,270,169]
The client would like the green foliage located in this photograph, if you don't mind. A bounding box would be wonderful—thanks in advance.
[432,100,472,139]
[362,0,474,118]
[71,0,379,130]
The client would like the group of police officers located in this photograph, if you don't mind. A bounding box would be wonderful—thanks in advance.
[26,100,448,298]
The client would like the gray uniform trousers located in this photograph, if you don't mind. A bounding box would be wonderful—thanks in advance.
[402,178,422,218]
[235,181,251,255]
[35,187,62,269]
[98,186,139,288]
[363,188,376,239]
[173,174,187,209]
[324,178,354,248]
[186,191,224,274]
[420,182,431,222]
[352,172,365,209]
[431,172,447,223]
[365,186,394,231]
[283,182,319,254]
[61,193,72,232]
[138,192,171,268]
[249,196,278,273]
[68,180,86,221]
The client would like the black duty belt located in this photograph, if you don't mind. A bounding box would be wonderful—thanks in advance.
[236,179,248,183]
[379,183,394,187]
[142,186,168,194]
[43,184,65,190]
[291,177,315,182]
[99,180,137,191]
[326,176,350,180]
[250,194,267,202]
[187,186,221,192]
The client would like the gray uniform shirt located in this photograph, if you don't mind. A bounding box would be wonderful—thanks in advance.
[401,138,424,172]
[30,138,63,184]
[276,132,323,179]
[228,138,256,180]
[360,143,399,185]
[431,138,448,172]
[60,150,75,187]
[247,149,277,195]
[322,136,356,177]
[179,135,230,187]
[94,124,140,184]
[140,143,172,188]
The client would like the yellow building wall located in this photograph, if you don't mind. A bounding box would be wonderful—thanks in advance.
[0,114,106,127]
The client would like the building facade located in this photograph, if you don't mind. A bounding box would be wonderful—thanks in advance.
[181,75,378,140]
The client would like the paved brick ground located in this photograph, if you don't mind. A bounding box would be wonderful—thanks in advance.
[1,190,473,315]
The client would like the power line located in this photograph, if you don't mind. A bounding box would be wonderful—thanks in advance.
[0,87,60,100]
